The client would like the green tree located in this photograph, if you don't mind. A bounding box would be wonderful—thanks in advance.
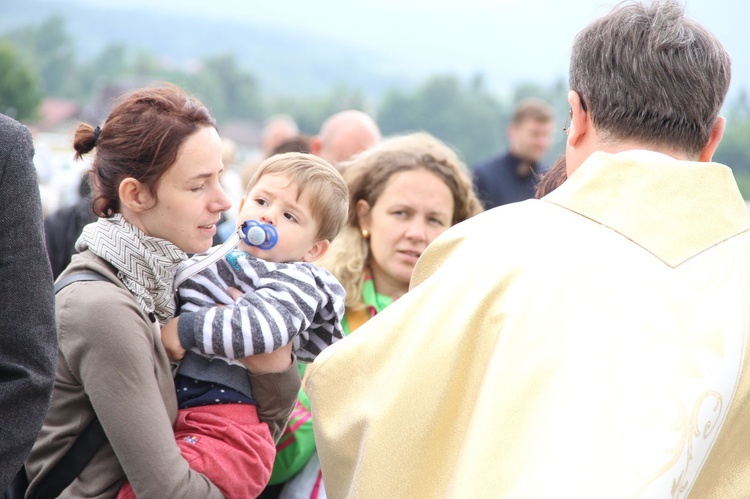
[0,42,41,121]
[3,16,77,98]
[715,89,750,198]
[77,44,131,98]
[377,74,505,165]
[269,84,368,134]
[168,54,266,123]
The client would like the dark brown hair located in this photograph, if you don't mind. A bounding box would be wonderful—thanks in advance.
[569,0,731,157]
[73,83,216,217]
[535,156,568,199]
[269,134,312,156]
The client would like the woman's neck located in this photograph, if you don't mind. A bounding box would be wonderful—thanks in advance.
[369,269,408,300]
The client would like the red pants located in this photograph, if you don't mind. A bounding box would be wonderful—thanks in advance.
[118,404,275,499]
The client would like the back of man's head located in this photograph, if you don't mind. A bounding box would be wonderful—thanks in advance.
[311,110,381,166]
[261,114,299,158]
[569,0,731,157]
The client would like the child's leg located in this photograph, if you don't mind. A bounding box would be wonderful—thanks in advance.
[117,482,136,499]
[117,404,275,499]
[174,404,275,499]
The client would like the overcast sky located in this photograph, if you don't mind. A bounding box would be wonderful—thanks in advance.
[54,0,750,97]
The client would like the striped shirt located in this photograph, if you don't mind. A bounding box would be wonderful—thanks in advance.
[177,249,346,364]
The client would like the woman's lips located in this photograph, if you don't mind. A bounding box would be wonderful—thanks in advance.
[397,249,422,263]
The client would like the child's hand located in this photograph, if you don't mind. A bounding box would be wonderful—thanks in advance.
[242,343,294,374]
[227,286,244,302]
[161,317,186,361]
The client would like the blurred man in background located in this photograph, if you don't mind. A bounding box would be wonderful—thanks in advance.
[472,98,554,209]
[260,114,299,159]
[310,109,381,167]
[44,173,96,279]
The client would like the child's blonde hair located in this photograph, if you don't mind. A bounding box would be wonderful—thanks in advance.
[246,152,349,242]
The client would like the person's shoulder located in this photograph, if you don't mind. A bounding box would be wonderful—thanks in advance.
[0,113,24,131]
[57,259,152,345]
[410,200,558,289]
[473,153,504,172]
[472,153,517,184]
[57,252,134,309]
[0,113,30,143]
[300,261,343,287]
[450,199,552,237]
[272,260,324,284]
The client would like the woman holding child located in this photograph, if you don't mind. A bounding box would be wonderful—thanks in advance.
[26,84,300,498]
[268,131,483,498]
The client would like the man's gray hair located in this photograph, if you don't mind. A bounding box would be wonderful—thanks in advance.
[569,0,731,156]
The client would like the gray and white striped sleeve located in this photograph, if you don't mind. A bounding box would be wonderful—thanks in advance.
[177,255,345,361]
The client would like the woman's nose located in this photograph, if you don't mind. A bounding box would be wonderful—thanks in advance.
[212,184,232,212]
[405,220,427,242]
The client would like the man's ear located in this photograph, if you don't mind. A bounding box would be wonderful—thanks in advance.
[309,136,323,156]
[698,116,726,162]
[356,199,371,233]
[302,239,330,263]
[566,90,588,148]
[118,177,154,212]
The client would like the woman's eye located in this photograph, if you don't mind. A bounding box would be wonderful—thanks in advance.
[392,210,407,217]
[190,185,204,193]
[429,217,446,227]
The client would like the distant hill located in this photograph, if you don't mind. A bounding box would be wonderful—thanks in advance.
[0,0,415,98]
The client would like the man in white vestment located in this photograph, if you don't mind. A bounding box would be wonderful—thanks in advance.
[306,1,750,497]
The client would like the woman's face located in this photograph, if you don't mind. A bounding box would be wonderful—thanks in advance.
[139,126,231,253]
[357,168,454,298]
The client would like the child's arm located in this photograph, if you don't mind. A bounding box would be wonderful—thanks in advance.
[160,317,185,361]
[177,257,343,361]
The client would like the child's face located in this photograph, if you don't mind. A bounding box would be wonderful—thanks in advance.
[237,173,328,263]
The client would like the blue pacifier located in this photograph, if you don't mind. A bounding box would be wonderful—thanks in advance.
[240,220,278,250]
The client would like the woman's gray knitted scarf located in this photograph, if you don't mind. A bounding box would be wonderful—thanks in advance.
[76,213,187,325]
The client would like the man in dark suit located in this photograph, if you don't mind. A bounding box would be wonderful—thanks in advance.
[0,113,57,491]
[472,98,555,210]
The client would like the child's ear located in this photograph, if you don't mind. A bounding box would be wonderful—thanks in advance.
[302,239,330,263]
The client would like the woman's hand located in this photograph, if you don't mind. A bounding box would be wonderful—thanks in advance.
[241,343,294,374]
[160,317,186,360]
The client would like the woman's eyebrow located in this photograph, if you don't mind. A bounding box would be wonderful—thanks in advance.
[185,169,223,182]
